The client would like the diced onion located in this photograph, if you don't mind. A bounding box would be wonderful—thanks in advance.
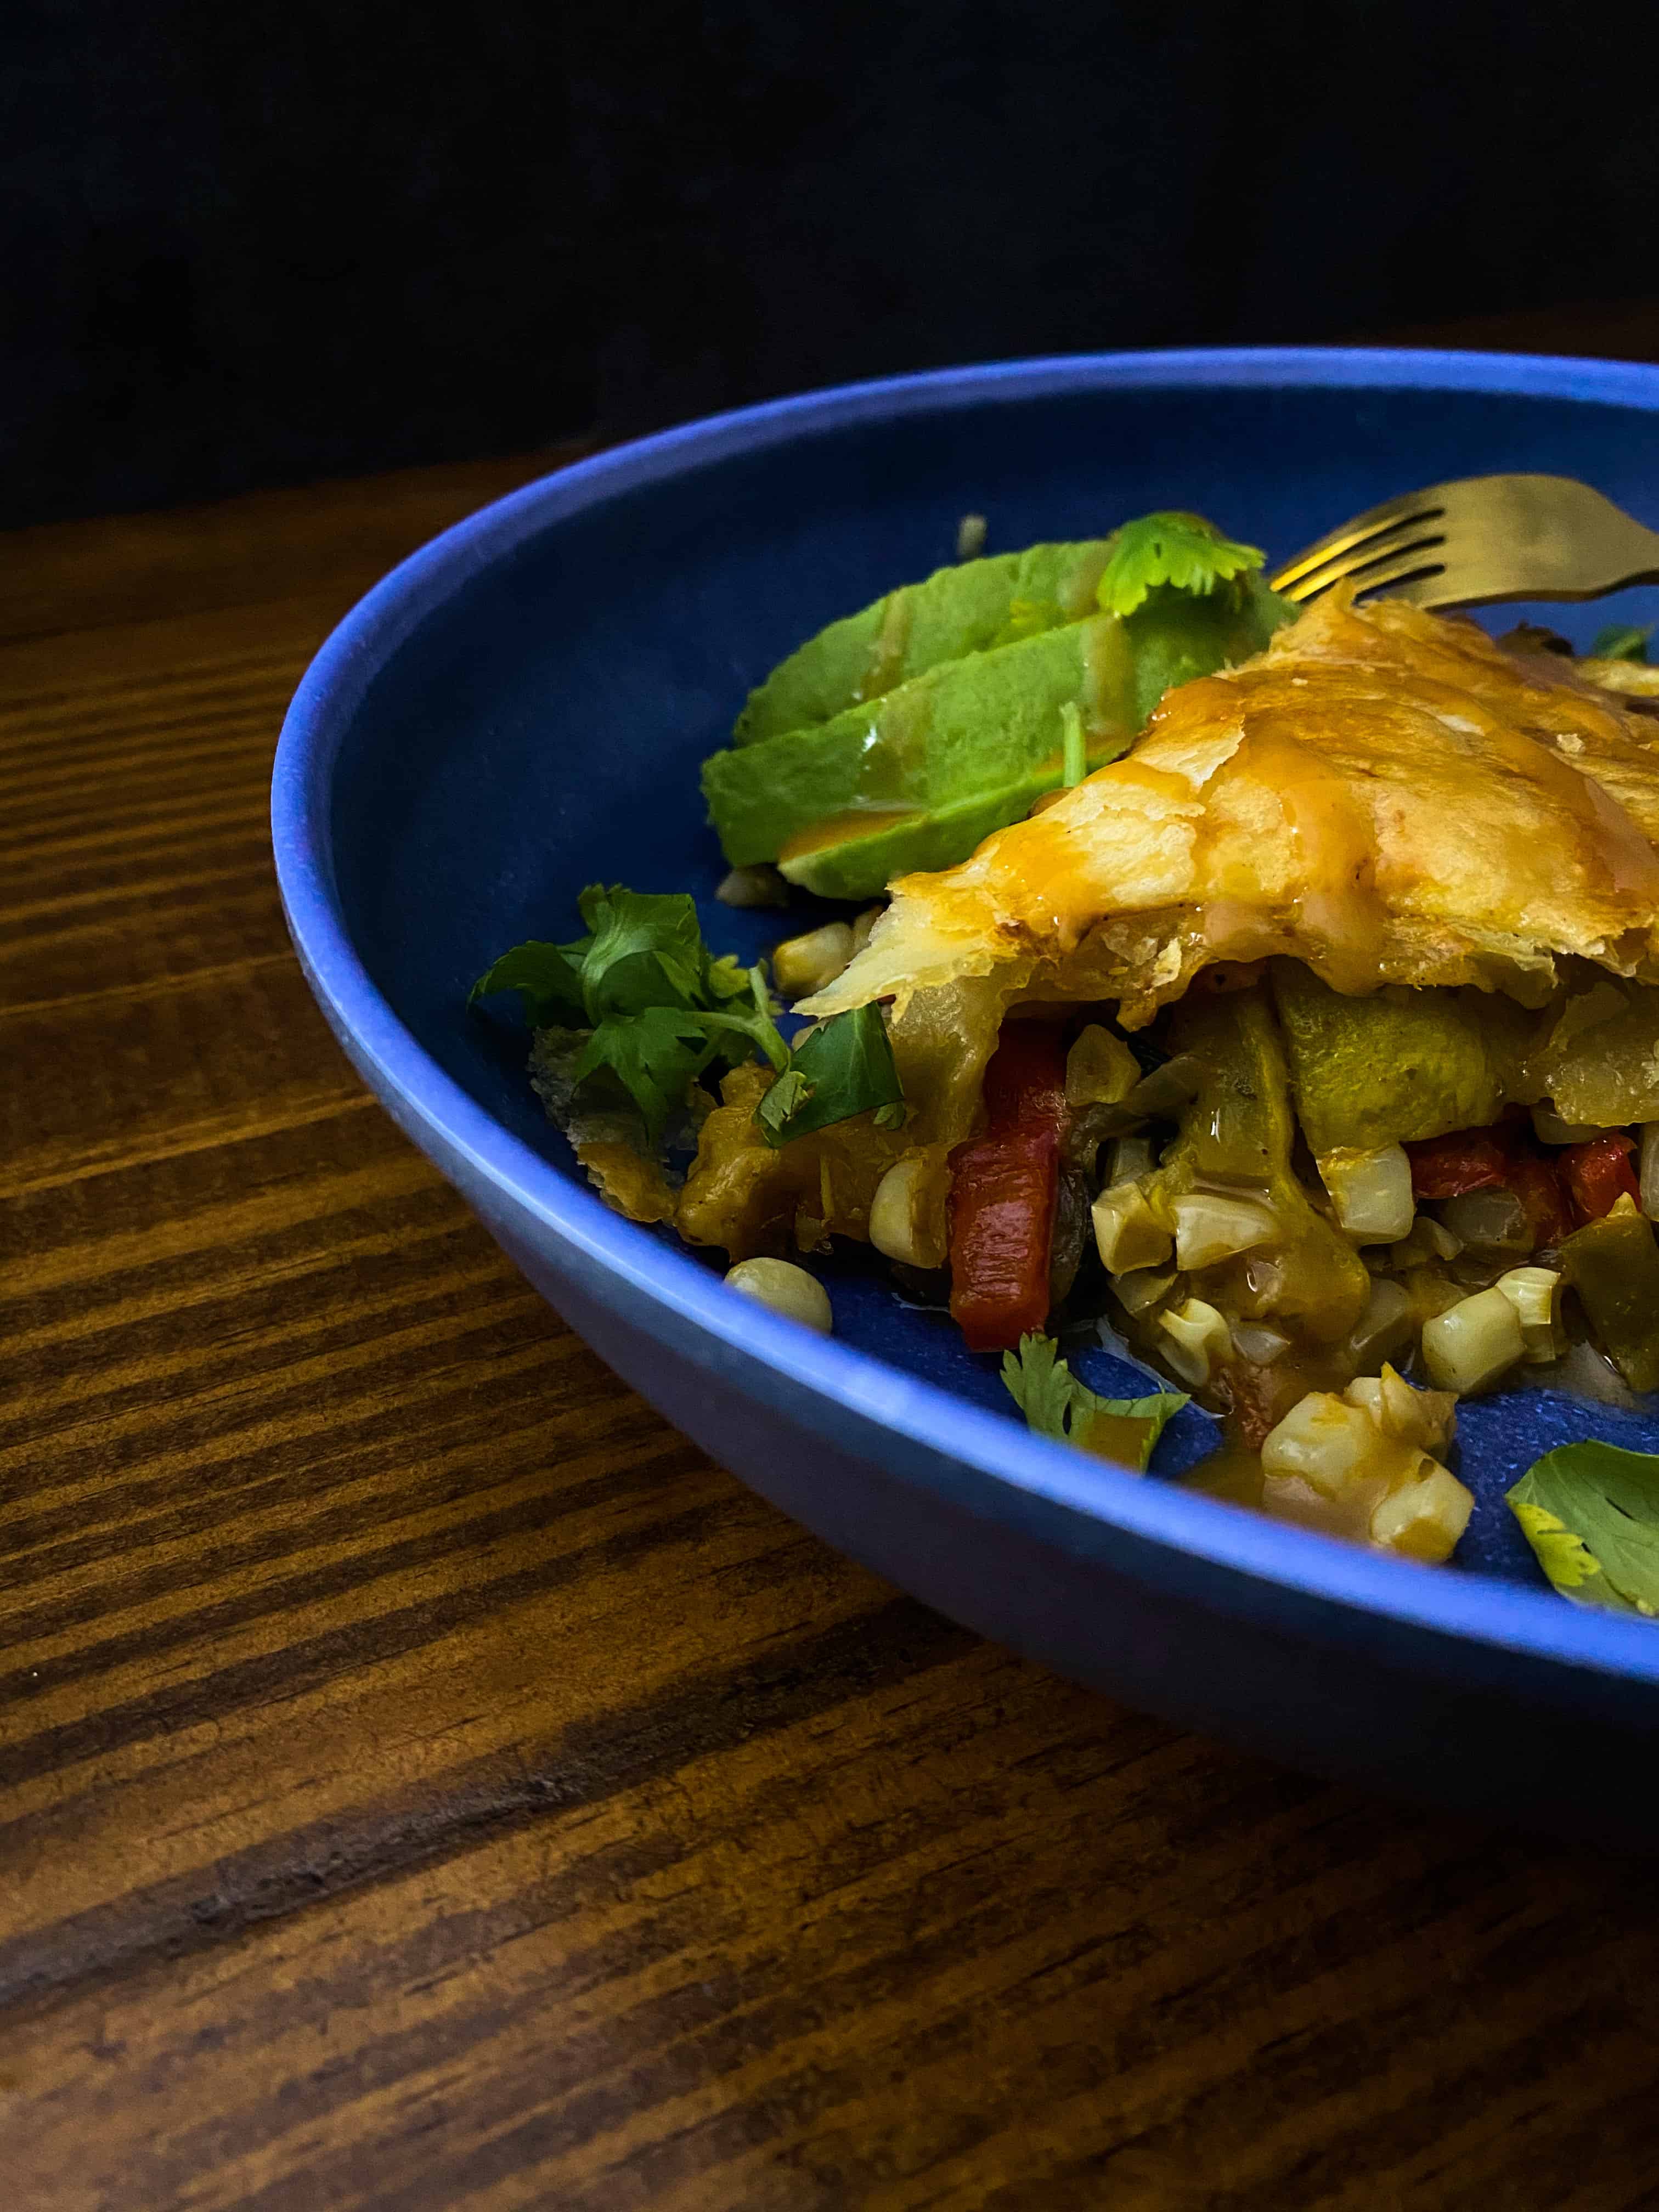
[1318,1145,1415,1243]
[1641,1124,1659,1221]
[1347,1277,1414,1370]
[1439,1188,1531,1256]
[1110,1265,1178,1317]
[715,864,789,909]
[1532,1105,1601,1145]
[1171,1192,1276,1271]
[1493,1265,1564,1363]
[1092,1182,1174,1275]
[868,1155,947,1269]
[1121,1055,1204,1121]
[1106,1135,1156,1186]
[1157,1297,1231,1386]
[772,923,855,998]
[1065,1025,1140,1108]
[1550,1340,1639,1409]
[1420,1286,1524,1394]
[1231,1321,1291,1365]
[1388,1216,1462,1268]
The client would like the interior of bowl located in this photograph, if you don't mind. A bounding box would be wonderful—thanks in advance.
[325,352,1659,1601]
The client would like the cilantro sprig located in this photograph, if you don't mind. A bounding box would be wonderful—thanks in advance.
[1506,1441,1659,1620]
[1096,512,1268,619]
[1588,623,1652,664]
[471,884,903,1152]
[1001,1333,1187,1472]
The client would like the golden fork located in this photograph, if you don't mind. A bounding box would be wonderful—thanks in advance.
[1270,474,1659,611]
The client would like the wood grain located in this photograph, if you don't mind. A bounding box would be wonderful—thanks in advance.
[6,431,1659,2212]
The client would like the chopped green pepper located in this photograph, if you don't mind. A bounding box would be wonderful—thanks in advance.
[1560,1198,1659,1391]
[1528,977,1659,1127]
[1149,986,1370,1343]
[1270,962,1535,1155]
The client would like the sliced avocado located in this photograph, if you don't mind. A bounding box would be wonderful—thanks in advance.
[704,610,1137,881]
[1270,962,1536,1155]
[777,779,1058,901]
[709,539,1297,905]
[733,539,1119,746]
[1123,573,1296,726]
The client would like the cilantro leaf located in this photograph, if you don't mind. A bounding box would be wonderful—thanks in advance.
[1506,1442,1659,1618]
[468,939,590,1026]
[753,1068,813,1142]
[1589,623,1652,664]
[571,1003,718,1148]
[753,1003,904,1149]
[1001,1333,1187,1472]
[1096,512,1267,619]
[690,964,791,1073]
[576,884,709,1021]
[704,952,755,1002]
[472,894,906,1161]
[1000,1332,1077,1436]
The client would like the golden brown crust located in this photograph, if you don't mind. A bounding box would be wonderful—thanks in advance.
[805,592,1659,1042]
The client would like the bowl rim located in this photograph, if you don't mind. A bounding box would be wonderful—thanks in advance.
[272,343,1659,1690]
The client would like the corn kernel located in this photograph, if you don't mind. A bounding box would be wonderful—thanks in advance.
[724,1257,833,1334]
[772,923,855,999]
[1157,1297,1231,1387]
[1368,1462,1474,1563]
[1092,1182,1175,1275]
[1318,1143,1416,1243]
[1493,1265,1565,1363]
[868,1154,948,1270]
[1421,1286,1524,1395]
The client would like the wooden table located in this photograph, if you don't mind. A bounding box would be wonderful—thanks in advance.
[7,439,1659,2212]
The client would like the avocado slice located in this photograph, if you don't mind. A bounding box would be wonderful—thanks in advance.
[709,509,1298,906]
[1269,961,1537,1156]
[1122,574,1293,727]
[704,611,1138,893]
[733,539,1118,746]
[771,779,1068,902]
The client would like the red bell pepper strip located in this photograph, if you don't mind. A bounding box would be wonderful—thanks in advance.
[1504,1149,1573,1248]
[980,1020,1069,1131]
[949,1024,1069,1353]
[1407,1123,1577,1246]
[1403,1131,1511,1200]
[1560,1132,1641,1225]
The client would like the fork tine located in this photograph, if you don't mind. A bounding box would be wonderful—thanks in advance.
[1316,545,1449,601]
[1269,492,1448,595]
[1274,515,1449,602]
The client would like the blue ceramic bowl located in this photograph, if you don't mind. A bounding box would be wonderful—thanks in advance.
[273,350,1659,1842]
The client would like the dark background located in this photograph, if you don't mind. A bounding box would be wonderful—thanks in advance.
[6,0,1656,528]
